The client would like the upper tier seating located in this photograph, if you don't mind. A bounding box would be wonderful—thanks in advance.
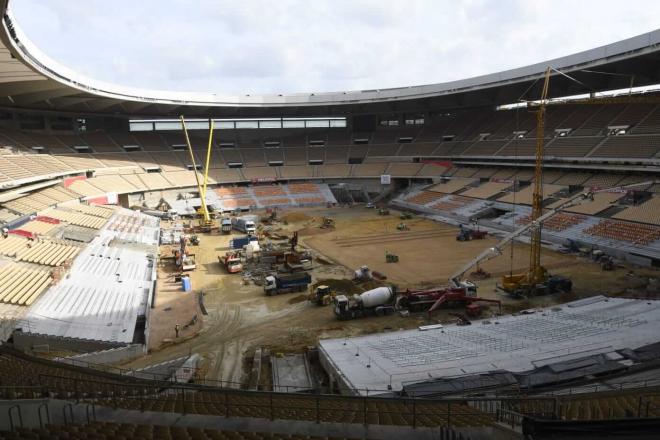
[590,135,660,158]
[584,219,660,245]
[613,196,660,226]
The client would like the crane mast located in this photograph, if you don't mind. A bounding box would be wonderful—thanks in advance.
[180,115,215,228]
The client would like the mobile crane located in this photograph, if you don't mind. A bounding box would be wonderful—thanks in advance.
[180,116,215,230]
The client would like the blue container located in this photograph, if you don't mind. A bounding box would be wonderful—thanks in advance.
[182,276,192,292]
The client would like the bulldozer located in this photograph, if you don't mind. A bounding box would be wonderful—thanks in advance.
[310,285,339,306]
[397,222,409,231]
[400,212,413,220]
[386,251,399,263]
[378,208,390,216]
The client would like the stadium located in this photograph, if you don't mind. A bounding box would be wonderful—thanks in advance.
[0,1,659,438]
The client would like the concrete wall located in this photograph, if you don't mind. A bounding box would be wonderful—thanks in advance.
[57,344,144,366]
[12,331,123,354]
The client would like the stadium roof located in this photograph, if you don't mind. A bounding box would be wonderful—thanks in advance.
[1,0,660,117]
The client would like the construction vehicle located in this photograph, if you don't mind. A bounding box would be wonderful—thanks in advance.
[264,272,312,296]
[232,215,257,234]
[219,252,243,273]
[397,222,409,231]
[333,287,396,320]
[189,235,200,246]
[174,235,196,271]
[400,212,413,220]
[386,251,399,263]
[456,224,487,241]
[378,208,390,215]
[180,116,214,230]
[230,235,258,250]
[220,218,232,234]
[310,285,338,306]
[321,217,335,229]
[354,265,373,281]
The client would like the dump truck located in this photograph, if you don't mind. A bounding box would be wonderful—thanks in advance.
[333,286,396,320]
[264,272,312,296]
[220,218,232,234]
[232,215,257,234]
[219,252,243,273]
[230,235,258,250]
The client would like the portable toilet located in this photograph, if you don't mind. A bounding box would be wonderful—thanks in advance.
[182,275,192,292]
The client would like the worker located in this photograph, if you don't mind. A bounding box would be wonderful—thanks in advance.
[175,324,180,338]
[1,228,7,238]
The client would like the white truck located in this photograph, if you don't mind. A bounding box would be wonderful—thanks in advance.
[232,215,257,235]
[221,218,232,234]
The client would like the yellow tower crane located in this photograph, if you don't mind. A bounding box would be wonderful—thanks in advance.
[180,115,215,230]
[500,68,570,296]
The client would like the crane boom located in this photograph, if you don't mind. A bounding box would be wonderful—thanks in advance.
[449,180,656,286]
[180,115,213,226]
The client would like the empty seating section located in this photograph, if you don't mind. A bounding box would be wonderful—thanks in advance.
[162,171,199,188]
[241,149,266,166]
[552,172,591,186]
[43,208,109,229]
[452,167,478,178]
[582,173,624,188]
[0,422,367,440]
[572,105,625,136]
[317,164,350,178]
[462,140,508,156]
[208,168,243,183]
[416,163,449,177]
[516,212,587,231]
[81,132,120,152]
[585,219,660,245]
[431,195,474,211]
[545,136,602,157]
[288,183,320,195]
[16,240,80,266]
[498,184,564,205]
[352,163,387,177]
[279,165,313,179]
[632,105,660,133]
[0,235,29,257]
[564,192,623,215]
[489,168,516,180]
[613,196,660,226]
[242,167,277,180]
[87,175,138,193]
[16,220,58,235]
[94,153,139,169]
[609,103,656,127]
[253,186,286,197]
[219,149,243,166]
[132,132,168,151]
[216,187,249,198]
[497,137,541,156]
[397,142,437,156]
[221,198,256,209]
[427,178,474,194]
[367,143,400,156]
[283,147,307,165]
[461,181,511,199]
[405,191,445,206]
[0,263,52,306]
[52,154,104,171]
[108,131,140,149]
[386,163,423,177]
[67,179,105,198]
[325,147,349,163]
[590,135,660,158]
[69,204,115,218]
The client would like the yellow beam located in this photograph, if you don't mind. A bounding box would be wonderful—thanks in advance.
[180,115,210,223]
[201,119,214,201]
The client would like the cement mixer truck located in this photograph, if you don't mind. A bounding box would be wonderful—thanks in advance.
[333,286,396,320]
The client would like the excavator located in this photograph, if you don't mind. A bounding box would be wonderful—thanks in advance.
[180,116,215,231]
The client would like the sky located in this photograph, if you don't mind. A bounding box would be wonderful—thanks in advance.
[11,0,660,96]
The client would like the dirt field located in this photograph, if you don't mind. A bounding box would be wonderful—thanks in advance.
[121,206,660,387]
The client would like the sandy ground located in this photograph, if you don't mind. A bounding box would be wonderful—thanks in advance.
[120,206,660,388]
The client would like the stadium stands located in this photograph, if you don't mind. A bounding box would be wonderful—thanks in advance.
[613,196,660,225]
[585,219,660,245]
